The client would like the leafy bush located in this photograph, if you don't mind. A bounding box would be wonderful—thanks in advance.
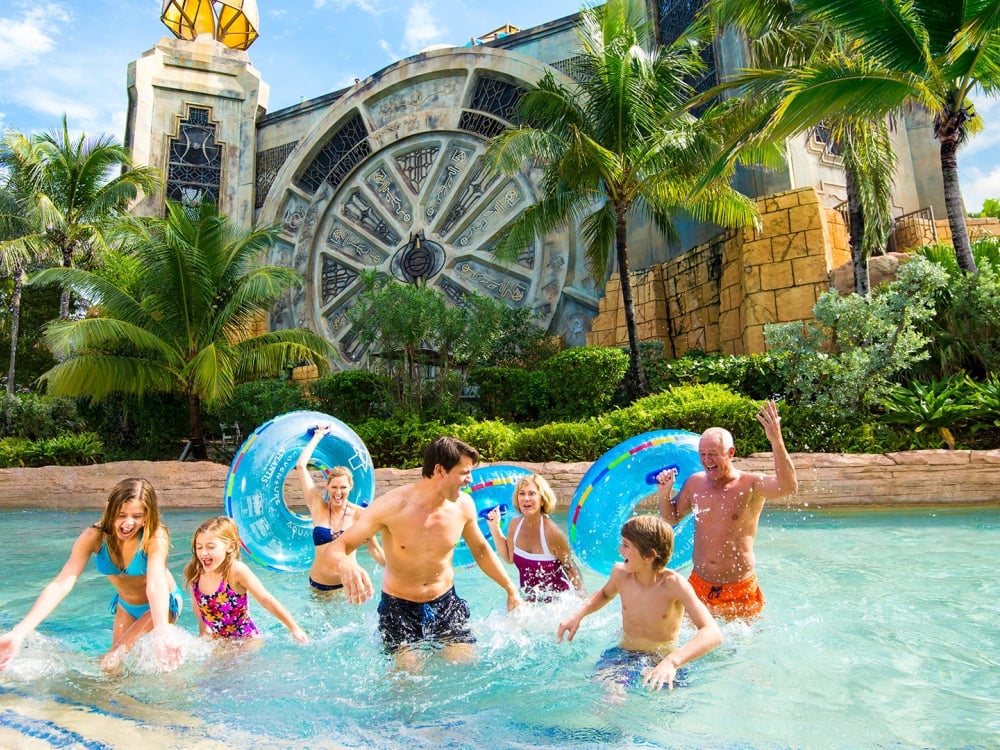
[469,367,550,422]
[878,374,979,449]
[765,255,948,411]
[206,379,311,437]
[7,432,105,467]
[912,241,1000,380]
[354,416,447,470]
[0,437,30,467]
[450,419,518,462]
[598,384,764,455]
[541,346,629,421]
[307,370,392,424]
[77,392,190,460]
[0,393,88,440]
[645,350,788,400]
[511,421,603,463]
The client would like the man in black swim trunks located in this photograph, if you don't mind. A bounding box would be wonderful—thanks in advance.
[334,436,521,666]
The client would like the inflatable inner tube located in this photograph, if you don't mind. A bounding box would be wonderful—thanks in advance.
[225,410,375,572]
[454,464,532,568]
[569,430,700,576]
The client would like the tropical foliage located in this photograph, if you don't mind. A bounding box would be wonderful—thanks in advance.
[4,119,158,318]
[27,200,334,458]
[702,0,898,296]
[708,0,1000,274]
[486,0,763,397]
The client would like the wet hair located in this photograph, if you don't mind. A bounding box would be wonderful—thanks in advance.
[325,466,354,488]
[184,516,242,587]
[421,436,479,478]
[621,516,674,571]
[96,477,167,570]
[701,427,735,452]
[513,474,557,515]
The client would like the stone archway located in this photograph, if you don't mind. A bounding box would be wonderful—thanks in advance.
[259,47,601,370]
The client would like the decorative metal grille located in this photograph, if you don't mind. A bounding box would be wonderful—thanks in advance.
[469,77,523,121]
[321,258,359,304]
[395,146,441,195]
[341,190,401,246]
[551,55,588,82]
[166,107,222,209]
[297,114,371,194]
[255,141,297,208]
[657,0,716,95]
[457,111,509,140]
[439,157,502,235]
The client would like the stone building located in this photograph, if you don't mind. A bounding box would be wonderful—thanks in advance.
[125,1,950,369]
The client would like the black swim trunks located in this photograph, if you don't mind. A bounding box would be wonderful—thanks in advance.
[377,587,475,651]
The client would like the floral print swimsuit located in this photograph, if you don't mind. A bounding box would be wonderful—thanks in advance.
[193,578,260,638]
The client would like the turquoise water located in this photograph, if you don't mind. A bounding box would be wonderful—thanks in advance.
[1,507,997,749]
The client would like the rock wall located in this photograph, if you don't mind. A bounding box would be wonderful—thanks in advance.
[2,450,998,511]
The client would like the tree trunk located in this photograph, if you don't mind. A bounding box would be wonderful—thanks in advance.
[845,165,871,297]
[939,130,977,274]
[188,391,208,460]
[615,208,649,398]
[6,260,24,395]
[59,245,73,319]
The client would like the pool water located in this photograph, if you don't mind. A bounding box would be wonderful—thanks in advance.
[1,508,997,749]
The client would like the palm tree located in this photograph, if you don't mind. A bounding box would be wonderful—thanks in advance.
[702,0,897,296]
[15,117,158,318]
[0,131,54,395]
[28,199,336,459]
[486,0,759,396]
[716,0,1000,275]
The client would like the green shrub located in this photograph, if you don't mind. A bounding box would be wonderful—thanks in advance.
[307,370,392,424]
[450,419,518,462]
[878,374,979,450]
[1,393,87,440]
[0,437,30,467]
[511,420,603,462]
[765,256,948,411]
[541,347,628,421]
[599,384,764,455]
[14,432,105,466]
[354,416,447,469]
[77,393,190,461]
[645,351,787,400]
[206,379,311,436]
[469,367,550,422]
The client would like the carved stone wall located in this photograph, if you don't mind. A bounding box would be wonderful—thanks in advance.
[587,187,851,356]
[256,47,602,372]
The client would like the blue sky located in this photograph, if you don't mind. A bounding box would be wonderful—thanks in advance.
[0,0,996,212]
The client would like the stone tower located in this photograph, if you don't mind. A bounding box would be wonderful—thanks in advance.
[124,0,266,226]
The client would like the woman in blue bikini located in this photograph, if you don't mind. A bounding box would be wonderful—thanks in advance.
[0,477,184,672]
[297,423,385,593]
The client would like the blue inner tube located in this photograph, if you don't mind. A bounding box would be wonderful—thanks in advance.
[224,410,375,572]
[454,464,533,568]
[569,430,701,576]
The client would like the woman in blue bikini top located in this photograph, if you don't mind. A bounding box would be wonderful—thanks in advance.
[0,477,184,674]
[296,423,385,593]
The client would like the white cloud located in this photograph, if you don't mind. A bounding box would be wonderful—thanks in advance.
[958,161,1000,214]
[0,3,70,70]
[403,2,447,54]
[313,0,380,13]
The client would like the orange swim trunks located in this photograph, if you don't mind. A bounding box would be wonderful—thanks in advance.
[689,570,765,619]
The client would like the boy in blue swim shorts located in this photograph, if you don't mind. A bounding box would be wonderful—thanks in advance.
[557,516,722,691]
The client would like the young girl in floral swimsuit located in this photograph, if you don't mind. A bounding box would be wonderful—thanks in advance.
[184,517,307,642]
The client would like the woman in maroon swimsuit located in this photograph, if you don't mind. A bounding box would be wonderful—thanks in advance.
[486,474,584,602]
